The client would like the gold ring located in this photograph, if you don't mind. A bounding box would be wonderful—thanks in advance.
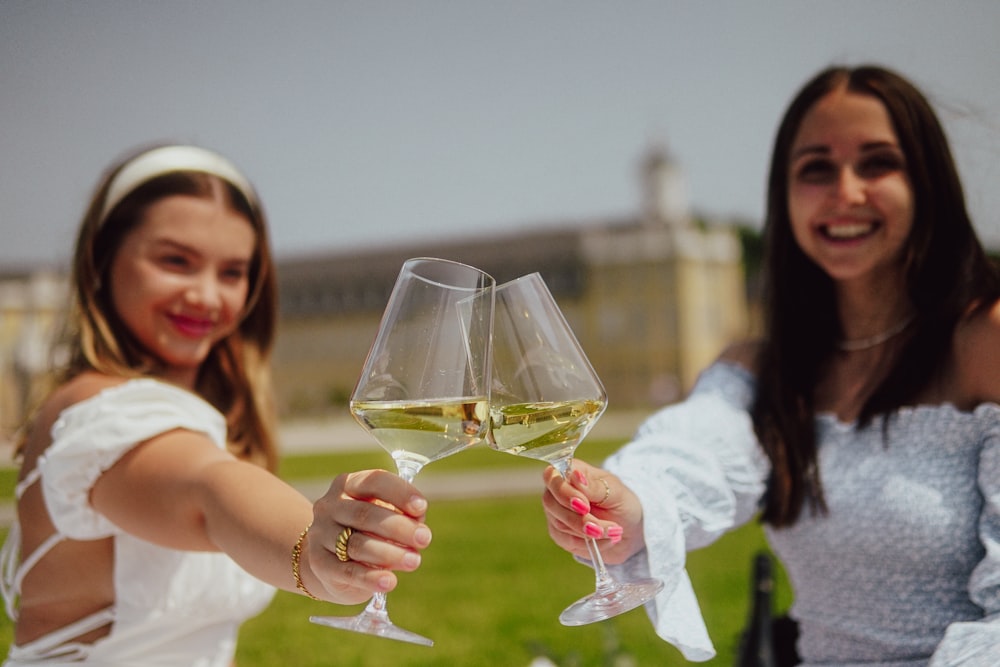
[335,526,353,562]
[597,477,611,505]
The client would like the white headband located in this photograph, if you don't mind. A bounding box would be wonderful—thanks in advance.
[99,145,257,222]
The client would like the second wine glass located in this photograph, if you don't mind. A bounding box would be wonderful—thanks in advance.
[309,257,495,646]
[487,272,664,626]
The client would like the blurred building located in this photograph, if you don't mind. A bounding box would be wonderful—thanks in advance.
[0,270,66,437]
[0,145,754,432]
[274,145,751,416]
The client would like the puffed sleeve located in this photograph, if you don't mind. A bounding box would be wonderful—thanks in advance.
[38,379,227,540]
[602,362,770,662]
[931,404,1000,666]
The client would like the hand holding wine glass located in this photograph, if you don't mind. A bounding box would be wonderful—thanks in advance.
[488,272,664,626]
[309,257,494,646]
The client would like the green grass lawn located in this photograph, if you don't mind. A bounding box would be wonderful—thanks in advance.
[235,496,787,667]
[0,437,791,665]
[253,438,792,666]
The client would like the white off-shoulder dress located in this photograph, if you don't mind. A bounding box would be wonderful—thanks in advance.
[604,362,1000,667]
[0,379,276,666]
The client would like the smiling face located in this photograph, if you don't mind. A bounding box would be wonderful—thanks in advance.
[108,191,257,386]
[787,86,915,286]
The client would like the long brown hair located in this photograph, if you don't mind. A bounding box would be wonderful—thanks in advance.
[52,144,280,471]
[752,66,1000,526]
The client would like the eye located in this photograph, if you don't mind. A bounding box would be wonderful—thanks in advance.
[793,158,836,184]
[158,253,191,270]
[220,264,250,283]
[856,151,906,179]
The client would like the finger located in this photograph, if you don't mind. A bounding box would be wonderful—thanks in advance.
[542,469,623,542]
[303,526,398,604]
[340,559,407,592]
[568,463,621,510]
[542,461,587,510]
[338,469,428,518]
[338,526,424,572]
[566,461,596,498]
[591,476,613,508]
[334,497,433,552]
[315,470,432,550]
[542,463,565,489]
[542,505,592,559]
[541,461,597,517]
[541,489,621,550]
[541,488,581,534]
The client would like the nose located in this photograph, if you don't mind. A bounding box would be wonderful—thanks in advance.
[835,166,867,205]
[184,271,222,311]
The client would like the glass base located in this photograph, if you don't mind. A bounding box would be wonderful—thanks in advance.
[310,611,434,646]
[558,577,665,626]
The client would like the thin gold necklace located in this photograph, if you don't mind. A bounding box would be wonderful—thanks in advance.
[837,315,916,352]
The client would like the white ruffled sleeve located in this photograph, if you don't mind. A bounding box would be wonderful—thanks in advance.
[602,362,770,662]
[930,405,1000,666]
[38,379,227,540]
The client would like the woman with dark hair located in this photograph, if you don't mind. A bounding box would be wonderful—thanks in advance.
[541,65,1000,665]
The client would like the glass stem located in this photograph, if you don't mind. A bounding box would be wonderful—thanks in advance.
[556,460,617,593]
[360,459,424,621]
[395,460,421,485]
[363,591,389,620]
[584,528,617,594]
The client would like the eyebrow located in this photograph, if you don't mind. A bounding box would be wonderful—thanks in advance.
[790,140,901,161]
[149,238,252,265]
[149,237,195,253]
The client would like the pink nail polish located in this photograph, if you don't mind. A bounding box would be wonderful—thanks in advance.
[610,534,623,544]
[584,522,604,539]
[570,497,590,516]
[573,470,589,487]
[607,526,624,539]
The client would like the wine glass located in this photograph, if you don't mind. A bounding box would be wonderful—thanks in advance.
[309,257,495,646]
[487,272,664,626]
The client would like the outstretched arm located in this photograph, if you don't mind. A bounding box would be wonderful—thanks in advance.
[90,430,430,605]
[539,357,769,662]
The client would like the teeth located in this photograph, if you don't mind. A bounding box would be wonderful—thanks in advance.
[824,222,873,239]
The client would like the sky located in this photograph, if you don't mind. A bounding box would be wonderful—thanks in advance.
[2,1,1000,270]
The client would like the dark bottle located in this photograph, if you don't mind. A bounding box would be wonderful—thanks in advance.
[736,552,776,667]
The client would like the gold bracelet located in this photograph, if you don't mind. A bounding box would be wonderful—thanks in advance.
[292,523,321,600]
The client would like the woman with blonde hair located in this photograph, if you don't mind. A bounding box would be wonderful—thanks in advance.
[0,144,432,665]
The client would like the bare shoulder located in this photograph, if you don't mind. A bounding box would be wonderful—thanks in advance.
[718,339,763,374]
[21,373,130,463]
[954,299,1000,404]
[45,373,130,421]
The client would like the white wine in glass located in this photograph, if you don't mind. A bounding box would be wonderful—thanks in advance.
[309,257,495,646]
[488,272,664,626]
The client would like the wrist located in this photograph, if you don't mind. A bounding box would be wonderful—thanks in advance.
[292,523,321,600]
